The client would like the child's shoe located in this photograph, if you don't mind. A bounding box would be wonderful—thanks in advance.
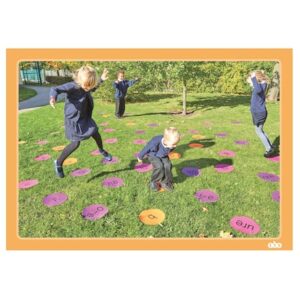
[100,149,112,161]
[264,147,276,158]
[161,182,174,192]
[54,160,65,178]
[149,181,159,191]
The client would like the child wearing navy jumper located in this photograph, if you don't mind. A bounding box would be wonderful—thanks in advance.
[137,127,180,191]
[113,70,139,118]
[49,66,112,178]
[247,70,275,158]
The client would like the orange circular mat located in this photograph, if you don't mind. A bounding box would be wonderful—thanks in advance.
[168,152,181,160]
[139,209,165,225]
[188,143,204,148]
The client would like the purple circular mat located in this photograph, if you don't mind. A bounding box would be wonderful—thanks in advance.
[257,172,280,182]
[135,130,145,134]
[218,150,236,157]
[43,192,68,207]
[134,163,153,173]
[235,140,249,145]
[133,139,146,145]
[71,168,91,177]
[102,177,124,188]
[147,123,158,127]
[82,204,109,221]
[102,156,119,164]
[215,164,234,173]
[267,155,280,163]
[272,190,280,202]
[230,216,260,235]
[104,138,118,144]
[194,189,219,203]
[36,140,48,145]
[181,167,200,177]
[215,132,227,138]
[103,128,115,133]
[19,179,39,189]
[34,154,51,161]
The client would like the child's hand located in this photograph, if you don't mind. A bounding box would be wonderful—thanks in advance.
[49,98,56,109]
[135,77,139,81]
[250,71,256,78]
[137,157,142,163]
[101,68,109,81]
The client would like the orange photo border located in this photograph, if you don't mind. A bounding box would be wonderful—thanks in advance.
[7,49,293,250]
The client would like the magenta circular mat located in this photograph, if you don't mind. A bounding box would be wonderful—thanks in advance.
[43,192,68,207]
[272,190,280,202]
[231,120,242,124]
[134,163,153,173]
[181,167,200,177]
[135,130,145,134]
[91,149,100,156]
[133,139,147,145]
[235,140,249,145]
[134,152,140,158]
[71,168,91,177]
[194,189,219,203]
[215,163,234,173]
[34,154,51,161]
[218,150,236,157]
[82,204,109,221]
[188,129,199,134]
[104,138,118,144]
[19,179,39,189]
[102,177,124,188]
[103,128,115,133]
[257,172,279,182]
[230,216,260,235]
[102,156,119,164]
[267,155,280,163]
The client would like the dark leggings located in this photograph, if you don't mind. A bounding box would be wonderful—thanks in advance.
[57,131,104,166]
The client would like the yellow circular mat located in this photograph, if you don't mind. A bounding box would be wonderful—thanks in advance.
[52,145,65,152]
[63,157,78,166]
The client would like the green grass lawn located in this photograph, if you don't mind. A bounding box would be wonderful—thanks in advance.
[18,93,280,238]
[19,86,37,101]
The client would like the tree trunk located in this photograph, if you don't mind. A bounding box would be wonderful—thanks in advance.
[182,80,187,115]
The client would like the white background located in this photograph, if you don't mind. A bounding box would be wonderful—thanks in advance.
[1,0,299,299]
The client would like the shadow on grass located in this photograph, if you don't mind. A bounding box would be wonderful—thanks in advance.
[173,158,234,184]
[272,136,280,154]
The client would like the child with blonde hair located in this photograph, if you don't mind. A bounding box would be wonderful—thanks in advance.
[247,70,275,157]
[137,127,180,191]
[49,66,112,178]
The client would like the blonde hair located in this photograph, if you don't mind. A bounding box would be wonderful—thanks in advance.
[163,127,180,144]
[73,66,97,90]
[252,70,270,83]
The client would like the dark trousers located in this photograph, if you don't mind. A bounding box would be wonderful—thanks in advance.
[148,156,173,185]
[115,97,126,117]
[57,130,104,166]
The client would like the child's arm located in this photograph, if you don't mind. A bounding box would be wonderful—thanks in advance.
[127,78,140,87]
[137,137,158,161]
[49,82,75,108]
[90,68,109,92]
[251,75,263,94]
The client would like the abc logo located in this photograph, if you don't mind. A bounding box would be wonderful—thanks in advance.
[268,241,282,249]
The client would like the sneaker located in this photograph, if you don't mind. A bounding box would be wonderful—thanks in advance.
[149,181,159,191]
[100,150,112,161]
[160,182,174,192]
[264,147,276,158]
[54,160,65,178]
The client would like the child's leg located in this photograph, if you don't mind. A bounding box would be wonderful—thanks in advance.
[91,130,112,160]
[115,99,121,118]
[57,141,80,166]
[161,157,173,185]
[254,124,272,151]
[120,97,125,117]
[148,156,164,183]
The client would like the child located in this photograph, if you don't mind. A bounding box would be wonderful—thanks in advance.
[247,70,275,158]
[137,127,180,191]
[113,70,139,118]
[49,66,112,178]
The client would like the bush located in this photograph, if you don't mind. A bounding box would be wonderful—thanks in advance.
[45,76,73,85]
